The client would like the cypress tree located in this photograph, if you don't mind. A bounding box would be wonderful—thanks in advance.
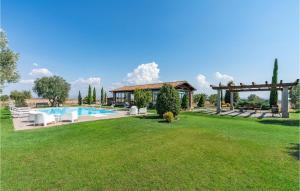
[269,58,278,106]
[100,87,104,104]
[87,85,92,105]
[78,91,82,105]
[224,81,239,104]
[181,94,189,110]
[104,91,107,105]
[93,87,96,104]
[197,95,205,107]
[224,90,230,103]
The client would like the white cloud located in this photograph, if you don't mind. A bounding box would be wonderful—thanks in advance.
[32,62,38,67]
[19,79,35,84]
[215,72,234,84]
[29,68,52,76]
[72,77,101,85]
[196,74,210,88]
[125,62,160,85]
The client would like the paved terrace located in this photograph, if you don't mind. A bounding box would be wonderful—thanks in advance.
[13,110,129,131]
[195,109,282,118]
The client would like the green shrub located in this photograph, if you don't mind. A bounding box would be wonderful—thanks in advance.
[156,84,180,117]
[163,112,174,123]
[193,93,207,103]
[181,94,189,110]
[134,89,152,110]
[289,84,300,109]
[208,94,218,105]
[237,98,270,110]
[197,95,205,107]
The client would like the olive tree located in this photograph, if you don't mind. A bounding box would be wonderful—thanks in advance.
[0,31,20,92]
[133,89,151,111]
[33,76,70,107]
[208,94,218,105]
[289,84,300,110]
[10,90,31,107]
[156,84,180,117]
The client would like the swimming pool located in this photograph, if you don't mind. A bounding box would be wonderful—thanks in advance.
[37,107,115,117]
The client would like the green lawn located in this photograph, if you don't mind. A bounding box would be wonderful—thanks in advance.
[1,108,299,190]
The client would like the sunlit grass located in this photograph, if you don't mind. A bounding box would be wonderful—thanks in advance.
[1,108,299,190]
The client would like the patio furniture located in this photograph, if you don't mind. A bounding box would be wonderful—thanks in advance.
[61,111,78,122]
[28,110,42,122]
[34,113,55,126]
[139,107,147,114]
[271,106,279,116]
[129,106,138,115]
[239,107,245,112]
[54,114,62,123]
[11,107,31,118]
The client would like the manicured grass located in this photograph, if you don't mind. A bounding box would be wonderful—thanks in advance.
[1,108,299,190]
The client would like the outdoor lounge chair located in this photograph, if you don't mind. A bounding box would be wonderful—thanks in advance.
[129,106,138,115]
[34,113,55,126]
[28,110,42,122]
[61,111,78,122]
[139,107,147,114]
[11,107,31,118]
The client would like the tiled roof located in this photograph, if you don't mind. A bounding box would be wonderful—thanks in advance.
[111,81,196,92]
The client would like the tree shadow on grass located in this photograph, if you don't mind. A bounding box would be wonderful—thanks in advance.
[134,115,161,120]
[286,143,299,160]
[135,115,171,123]
[258,119,299,127]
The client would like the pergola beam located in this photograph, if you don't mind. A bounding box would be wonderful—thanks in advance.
[211,79,299,90]
[229,88,285,92]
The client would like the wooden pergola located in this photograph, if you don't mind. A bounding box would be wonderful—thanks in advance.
[210,79,299,118]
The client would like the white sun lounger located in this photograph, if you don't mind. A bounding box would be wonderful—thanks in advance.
[129,106,138,115]
[138,107,147,114]
[11,107,31,118]
[34,113,55,126]
[61,111,78,123]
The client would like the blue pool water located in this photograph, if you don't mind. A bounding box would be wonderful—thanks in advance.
[37,107,115,116]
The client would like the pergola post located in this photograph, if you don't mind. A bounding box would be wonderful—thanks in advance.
[281,87,289,118]
[216,90,221,113]
[230,92,234,110]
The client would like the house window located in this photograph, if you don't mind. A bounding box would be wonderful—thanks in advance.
[179,90,187,100]
[116,92,126,103]
[130,94,134,101]
[152,91,159,104]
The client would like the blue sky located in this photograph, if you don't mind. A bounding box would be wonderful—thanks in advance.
[2,0,299,98]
